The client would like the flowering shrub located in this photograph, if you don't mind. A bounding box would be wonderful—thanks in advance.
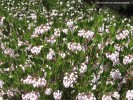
[0,0,133,100]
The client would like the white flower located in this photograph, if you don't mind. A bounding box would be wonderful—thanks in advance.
[91,75,99,84]
[0,80,4,88]
[33,78,47,88]
[76,93,89,100]
[32,24,51,36]
[18,40,25,47]
[0,97,3,100]
[51,10,58,16]
[106,81,114,85]
[47,49,55,60]
[0,17,5,27]
[79,63,87,74]
[66,20,74,28]
[78,30,94,40]
[110,69,122,80]
[85,56,89,64]
[30,46,43,55]
[76,43,82,51]
[98,43,103,50]
[112,92,120,100]
[53,90,62,100]
[76,92,96,100]
[114,44,123,52]
[126,90,133,100]
[62,29,68,34]
[22,75,47,88]
[4,48,15,57]
[47,54,53,60]
[123,55,133,65]
[30,13,37,20]
[63,72,78,88]
[22,92,40,100]
[78,30,85,37]
[54,28,60,37]
[78,0,81,2]
[106,51,119,66]
[6,90,14,97]
[116,30,129,40]
[0,43,5,50]
[102,95,112,100]
[92,85,97,90]
[45,88,52,95]
[83,30,94,40]
[46,35,56,45]
[67,42,84,53]
[58,52,66,59]
[63,76,71,88]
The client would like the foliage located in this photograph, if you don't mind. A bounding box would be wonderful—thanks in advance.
[0,0,133,100]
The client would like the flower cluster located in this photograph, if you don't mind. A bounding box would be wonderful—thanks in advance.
[102,92,120,100]
[114,44,123,52]
[66,20,74,28]
[126,90,133,100]
[123,55,133,65]
[110,69,122,80]
[91,74,100,84]
[78,30,94,40]
[30,45,43,55]
[53,90,62,100]
[66,20,78,31]
[4,48,14,56]
[102,95,112,100]
[22,92,40,100]
[22,75,47,88]
[106,51,119,66]
[62,29,68,34]
[76,92,96,100]
[67,42,85,53]
[51,10,58,17]
[116,30,129,40]
[4,48,19,57]
[54,28,61,37]
[6,89,17,97]
[30,13,37,20]
[45,88,52,95]
[46,48,55,60]
[79,63,87,74]
[31,23,52,37]
[63,71,78,88]
[58,52,66,59]
[45,35,56,45]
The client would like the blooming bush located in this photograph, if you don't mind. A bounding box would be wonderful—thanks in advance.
[0,0,133,100]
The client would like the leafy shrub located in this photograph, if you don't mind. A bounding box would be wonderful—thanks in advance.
[0,0,133,100]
